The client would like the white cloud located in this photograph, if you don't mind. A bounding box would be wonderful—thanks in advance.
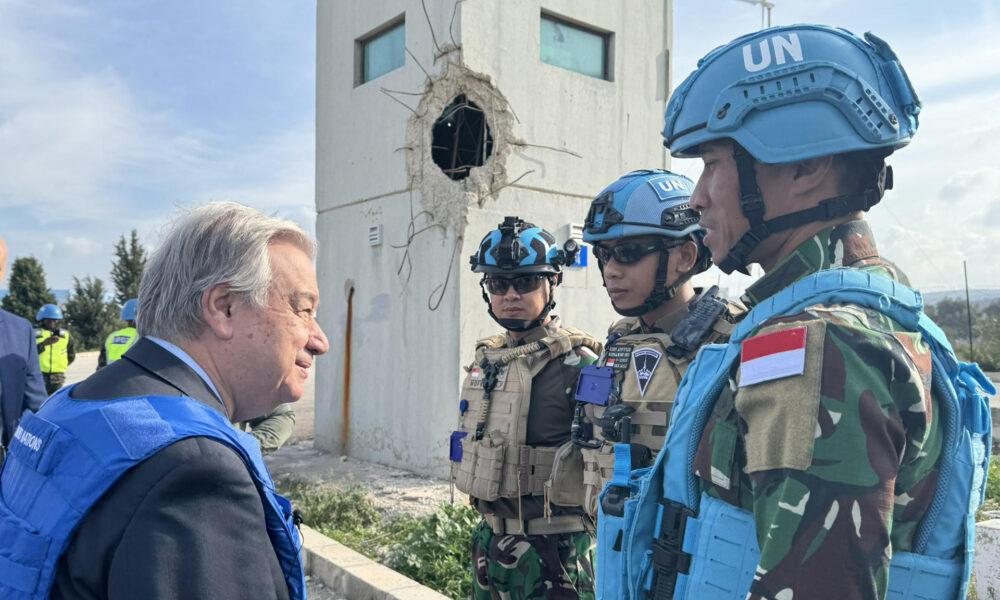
[189,125,316,235]
[937,167,1000,202]
[0,1,317,288]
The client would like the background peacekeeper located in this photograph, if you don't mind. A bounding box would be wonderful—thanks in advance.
[35,303,75,395]
[574,169,743,516]
[0,202,329,599]
[239,402,296,454]
[97,298,138,370]
[451,216,602,600]
[603,25,993,600]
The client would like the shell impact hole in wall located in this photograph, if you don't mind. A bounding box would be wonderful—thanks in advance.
[431,94,494,181]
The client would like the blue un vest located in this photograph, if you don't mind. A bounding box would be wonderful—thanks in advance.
[595,269,995,600]
[0,387,306,600]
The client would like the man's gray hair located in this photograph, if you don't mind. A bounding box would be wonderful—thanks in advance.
[137,201,315,342]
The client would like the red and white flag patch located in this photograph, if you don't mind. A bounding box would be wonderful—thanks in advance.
[739,326,808,387]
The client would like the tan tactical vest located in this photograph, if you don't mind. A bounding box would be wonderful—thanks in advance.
[580,311,738,516]
[452,327,602,514]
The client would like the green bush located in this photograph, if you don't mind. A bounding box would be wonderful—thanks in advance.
[277,476,393,558]
[985,456,1000,506]
[956,346,1000,372]
[276,477,476,600]
[383,502,479,600]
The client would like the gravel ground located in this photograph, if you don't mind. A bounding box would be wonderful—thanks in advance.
[264,440,465,519]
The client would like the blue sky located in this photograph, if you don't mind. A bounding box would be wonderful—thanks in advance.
[675,0,1000,295]
[0,0,316,290]
[1,0,997,296]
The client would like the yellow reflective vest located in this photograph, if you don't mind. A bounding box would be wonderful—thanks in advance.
[36,329,70,374]
[105,326,137,362]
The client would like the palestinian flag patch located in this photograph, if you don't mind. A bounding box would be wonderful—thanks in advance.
[739,326,807,387]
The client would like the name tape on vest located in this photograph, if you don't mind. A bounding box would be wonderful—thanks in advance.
[739,326,807,387]
[469,365,508,390]
[12,426,43,452]
[605,344,633,370]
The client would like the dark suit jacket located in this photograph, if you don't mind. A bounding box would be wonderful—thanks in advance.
[0,308,46,448]
[52,337,290,600]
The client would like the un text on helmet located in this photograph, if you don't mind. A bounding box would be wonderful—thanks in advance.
[742,33,803,72]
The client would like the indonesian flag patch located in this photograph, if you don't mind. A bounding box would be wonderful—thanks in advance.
[739,326,808,387]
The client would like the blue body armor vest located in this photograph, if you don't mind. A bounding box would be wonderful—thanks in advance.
[595,269,995,600]
[0,388,306,600]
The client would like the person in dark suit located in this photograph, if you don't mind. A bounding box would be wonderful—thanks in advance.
[0,203,329,599]
[0,237,47,463]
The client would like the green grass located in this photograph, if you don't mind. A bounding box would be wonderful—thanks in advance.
[279,456,1000,599]
[277,476,477,600]
[979,455,1000,522]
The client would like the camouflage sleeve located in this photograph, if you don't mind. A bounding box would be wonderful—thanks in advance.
[97,344,107,370]
[66,334,76,365]
[736,313,937,600]
[244,403,296,455]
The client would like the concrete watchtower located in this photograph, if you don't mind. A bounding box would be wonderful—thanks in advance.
[315,0,674,478]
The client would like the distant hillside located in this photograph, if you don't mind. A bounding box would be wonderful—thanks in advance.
[0,289,70,304]
[923,289,1000,308]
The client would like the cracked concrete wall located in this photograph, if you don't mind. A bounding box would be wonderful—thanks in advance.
[316,0,669,478]
[402,56,518,235]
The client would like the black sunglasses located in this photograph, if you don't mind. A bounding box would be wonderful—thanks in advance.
[482,274,546,295]
[593,240,680,267]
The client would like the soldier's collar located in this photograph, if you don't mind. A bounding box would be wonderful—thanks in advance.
[828,219,879,267]
[742,227,835,307]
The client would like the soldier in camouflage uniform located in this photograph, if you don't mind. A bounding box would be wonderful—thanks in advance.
[640,25,970,600]
[452,217,602,600]
[239,402,296,455]
[574,169,744,518]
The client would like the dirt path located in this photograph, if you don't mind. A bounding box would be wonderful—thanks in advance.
[264,441,466,519]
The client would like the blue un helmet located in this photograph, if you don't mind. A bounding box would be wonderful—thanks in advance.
[470,216,579,331]
[663,25,920,274]
[584,169,709,317]
[36,303,63,321]
[120,298,138,321]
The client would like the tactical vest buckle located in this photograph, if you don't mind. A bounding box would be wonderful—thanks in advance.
[649,499,694,600]
[601,484,629,518]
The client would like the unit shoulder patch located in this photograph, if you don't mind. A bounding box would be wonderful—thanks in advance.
[734,319,827,473]
[631,348,662,397]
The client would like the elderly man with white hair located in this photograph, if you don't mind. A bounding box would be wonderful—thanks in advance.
[0,202,329,600]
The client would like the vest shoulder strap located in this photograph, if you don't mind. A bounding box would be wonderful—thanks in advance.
[608,317,641,338]
[475,334,507,351]
[473,334,508,362]
[541,326,602,358]
[732,268,923,343]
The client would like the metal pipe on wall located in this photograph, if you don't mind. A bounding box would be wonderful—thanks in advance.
[342,280,355,456]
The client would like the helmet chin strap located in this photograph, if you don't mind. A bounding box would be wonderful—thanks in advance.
[716,144,891,275]
[602,249,698,318]
[482,275,557,332]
